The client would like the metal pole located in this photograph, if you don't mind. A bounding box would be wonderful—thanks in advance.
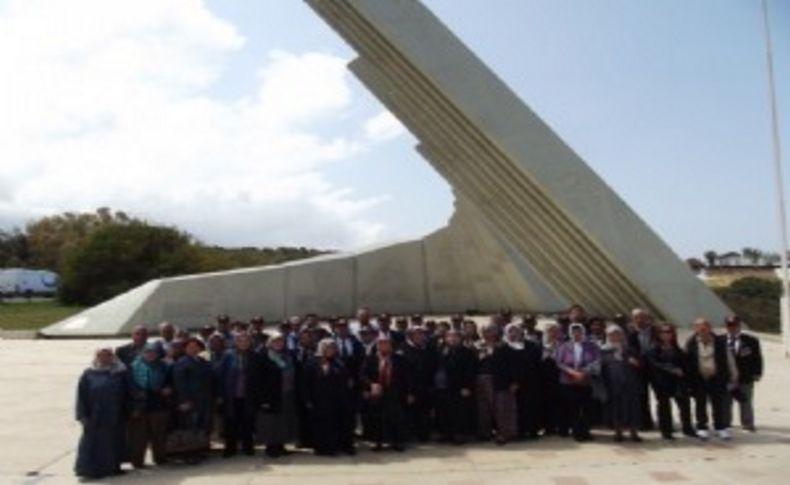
[761,0,790,357]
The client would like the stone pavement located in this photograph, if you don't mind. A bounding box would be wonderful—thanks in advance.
[1,336,789,485]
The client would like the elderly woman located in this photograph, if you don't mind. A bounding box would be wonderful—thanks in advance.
[601,325,643,442]
[258,332,296,458]
[556,323,601,442]
[539,322,565,436]
[494,322,542,441]
[128,342,172,468]
[172,338,214,463]
[475,322,501,442]
[75,348,128,480]
[303,339,355,456]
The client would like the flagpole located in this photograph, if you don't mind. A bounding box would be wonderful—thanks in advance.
[760,0,790,358]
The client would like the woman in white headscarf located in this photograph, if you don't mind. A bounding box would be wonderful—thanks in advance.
[601,325,643,442]
[74,348,128,480]
[492,322,542,442]
[302,338,355,456]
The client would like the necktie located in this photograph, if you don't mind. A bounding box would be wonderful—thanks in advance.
[380,358,391,387]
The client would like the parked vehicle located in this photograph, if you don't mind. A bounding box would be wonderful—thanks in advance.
[0,269,59,298]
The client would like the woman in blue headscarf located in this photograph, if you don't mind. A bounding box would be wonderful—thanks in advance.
[74,347,128,480]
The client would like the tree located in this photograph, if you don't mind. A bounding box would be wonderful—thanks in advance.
[703,250,718,268]
[25,207,138,271]
[57,221,203,305]
[763,252,781,266]
[742,247,764,266]
[0,228,30,267]
[686,257,705,272]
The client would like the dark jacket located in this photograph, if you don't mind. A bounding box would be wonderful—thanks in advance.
[647,344,689,396]
[434,345,477,393]
[493,342,541,392]
[685,334,732,388]
[115,342,145,367]
[216,350,266,416]
[360,353,412,405]
[259,353,286,414]
[401,342,438,399]
[727,333,763,384]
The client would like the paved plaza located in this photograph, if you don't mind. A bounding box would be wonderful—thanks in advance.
[1,335,789,485]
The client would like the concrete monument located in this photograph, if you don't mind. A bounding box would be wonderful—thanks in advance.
[41,0,729,337]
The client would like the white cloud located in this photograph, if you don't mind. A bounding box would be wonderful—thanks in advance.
[0,0,407,249]
[364,110,407,142]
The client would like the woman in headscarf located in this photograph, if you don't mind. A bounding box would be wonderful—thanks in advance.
[601,325,643,442]
[539,322,566,436]
[555,323,601,442]
[74,347,128,480]
[172,337,214,463]
[258,332,296,458]
[434,329,477,444]
[475,322,502,442]
[128,342,172,468]
[303,338,355,456]
[494,322,542,441]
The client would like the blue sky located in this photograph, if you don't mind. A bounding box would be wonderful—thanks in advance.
[208,0,790,258]
[1,0,787,260]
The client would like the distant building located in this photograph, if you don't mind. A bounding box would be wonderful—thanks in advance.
[0,269,59,297]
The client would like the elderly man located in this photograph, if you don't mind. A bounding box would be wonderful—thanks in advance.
[361,337,413,451]
[115,325,149,366]
[157,321,177,354]
[626,308,656,430]
[685,317,738,440]
[723,315,763,432]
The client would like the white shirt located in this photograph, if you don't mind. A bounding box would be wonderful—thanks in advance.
[573,342,583,368]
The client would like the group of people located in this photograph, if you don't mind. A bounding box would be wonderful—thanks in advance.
[74,305,764,480]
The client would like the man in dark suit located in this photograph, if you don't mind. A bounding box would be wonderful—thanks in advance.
[332,318,365,448]
[360,337,413,451]
[685,317,738,440]
[723,315,763,432]
[115,325,149,366]
[626,308,656,430]
[401,326,437,442]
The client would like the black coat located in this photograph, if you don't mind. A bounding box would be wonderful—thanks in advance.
[728,333,763,384]
[115,342,145,367]
[685,335,732,389]
[216,350,266,417]
[647,344,689,396]
[401,343,438,400]
[493,342,541,392]
[360,353,412,404]
[435,345,477,393]
[259,354,285,414]
[334,335,366,381]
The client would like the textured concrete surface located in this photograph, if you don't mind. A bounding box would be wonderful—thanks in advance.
[1,334,789,485]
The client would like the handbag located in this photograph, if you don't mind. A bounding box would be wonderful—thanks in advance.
[166,411,210,453]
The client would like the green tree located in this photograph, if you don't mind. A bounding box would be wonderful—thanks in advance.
[0,228,30,267]
[703,250,718,268]
[58,221,203,305]
[742,247,764,265]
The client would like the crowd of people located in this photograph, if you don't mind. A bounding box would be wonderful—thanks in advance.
[74,305,764,480]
